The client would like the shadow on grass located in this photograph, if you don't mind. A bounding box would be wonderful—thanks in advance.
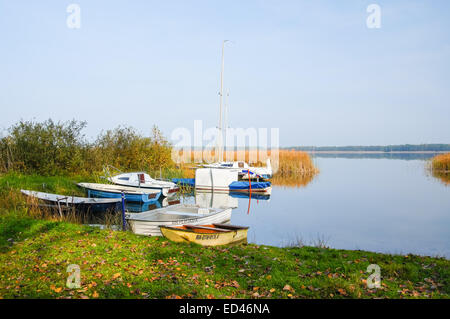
[0,213,61,252]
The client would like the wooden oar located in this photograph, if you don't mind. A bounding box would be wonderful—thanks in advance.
[184,225,230,232]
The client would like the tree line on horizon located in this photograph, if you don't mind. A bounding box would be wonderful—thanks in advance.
[289,144,450,152]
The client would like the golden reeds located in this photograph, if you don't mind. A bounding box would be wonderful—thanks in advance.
[174,149,319,187]
[431,153,450,172]
[431,153,450,185]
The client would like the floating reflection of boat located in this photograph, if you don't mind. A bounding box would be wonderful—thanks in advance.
[160,224,248,246]
[126,201,160,212]
[161,197,182,207]
[78,183,162,203]
[20,190,121,213]
[126,204,232,236]
[229,191,271,200]
[195,191,238,209]
[126,198,181,212]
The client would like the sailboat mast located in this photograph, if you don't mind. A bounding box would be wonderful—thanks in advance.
[218,40,228,163]
[224,91,229,158]
[217,40,228,162]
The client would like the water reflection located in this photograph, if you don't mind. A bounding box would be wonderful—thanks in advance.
[311,152,440,160]
[431,171,450,185]
[271,174,316,188]
[195,191,239,209]
[82,154,450,258]
[125,197,181,212]
[230,157,450,258]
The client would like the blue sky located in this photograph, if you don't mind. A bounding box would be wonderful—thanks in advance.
[0,0,449,146]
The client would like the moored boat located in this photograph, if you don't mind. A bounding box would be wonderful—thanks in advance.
[160,224,249,246]
[203,159,272,180]
[125,204,232,236]
[172,170,272,195]
[77,183,162,203]
[228,181,272,194]
[20,190,121,213]
[107,172,179,197]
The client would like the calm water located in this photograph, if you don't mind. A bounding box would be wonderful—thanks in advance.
[180,156,450,258]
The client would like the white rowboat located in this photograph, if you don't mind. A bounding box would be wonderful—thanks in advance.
[126,204,232,236]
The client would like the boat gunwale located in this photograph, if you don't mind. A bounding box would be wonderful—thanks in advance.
[126,205,231,222]
[160,224,248,234]
[20,190,122,204]
[77,183,161,195]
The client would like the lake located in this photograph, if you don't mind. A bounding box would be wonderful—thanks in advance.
[177,154,450,258]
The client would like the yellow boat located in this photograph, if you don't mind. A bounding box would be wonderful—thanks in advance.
[160,224,249,246]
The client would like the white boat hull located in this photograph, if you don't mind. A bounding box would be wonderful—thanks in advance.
[126,206,232,236]
[107,172,178,197]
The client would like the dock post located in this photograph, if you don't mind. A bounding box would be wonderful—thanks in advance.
[247,170,252,215]
[121,192,126,231]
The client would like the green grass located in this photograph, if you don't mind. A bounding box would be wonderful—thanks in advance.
[0,172,97,197]
[0,173,449,299]
[0,213,448,299]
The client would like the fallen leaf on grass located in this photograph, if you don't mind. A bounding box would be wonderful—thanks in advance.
[112,273,121,279]
[283,284,294,292]
[338,288,347,296]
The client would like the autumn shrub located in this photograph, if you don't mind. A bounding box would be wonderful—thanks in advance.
[0,120,175,177]
[0,119,87,175]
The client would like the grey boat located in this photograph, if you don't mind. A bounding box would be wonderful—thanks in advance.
[21,190,122,213]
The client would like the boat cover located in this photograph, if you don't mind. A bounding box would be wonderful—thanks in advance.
[228,181,271,190]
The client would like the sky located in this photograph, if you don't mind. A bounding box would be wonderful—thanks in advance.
[0,0,449,147]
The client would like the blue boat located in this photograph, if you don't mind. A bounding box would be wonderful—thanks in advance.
[172,178,271,194]
[78,183,162,203]
[229,192,271,200]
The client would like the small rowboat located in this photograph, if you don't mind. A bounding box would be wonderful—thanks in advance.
[20,190,121,213]
[126,204,232,236]
[160,224,249,246]
[77,183,162,203]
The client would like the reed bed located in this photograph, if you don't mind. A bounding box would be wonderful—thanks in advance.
[431,153,450,172]
[430,153,450,185]
[274,150,319,180]
[173,149,319,187]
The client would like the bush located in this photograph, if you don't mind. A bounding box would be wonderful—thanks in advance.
[0,120,174,176]
[0,119,87,175]
[91,125,174,174]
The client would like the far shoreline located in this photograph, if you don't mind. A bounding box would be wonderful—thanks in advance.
[306,151,447,154]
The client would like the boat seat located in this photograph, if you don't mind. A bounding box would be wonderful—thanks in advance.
[184,225,230,232]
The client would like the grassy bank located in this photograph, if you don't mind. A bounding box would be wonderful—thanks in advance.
[1,170,448,299]
[0,213,448,299]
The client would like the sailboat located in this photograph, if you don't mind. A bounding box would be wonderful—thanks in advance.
[203,41,273,180]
